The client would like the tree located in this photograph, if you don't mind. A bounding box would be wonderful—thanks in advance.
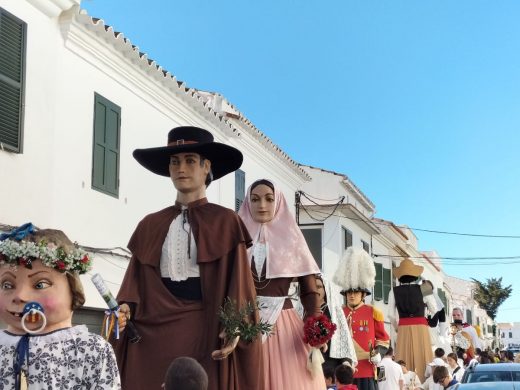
[471,277,512,320]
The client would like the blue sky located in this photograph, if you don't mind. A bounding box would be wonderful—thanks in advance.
[82,0,520,322]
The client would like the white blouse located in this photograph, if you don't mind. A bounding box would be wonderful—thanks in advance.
[0,326,120,389]
[252,242,267,277]
[160,207,199,281]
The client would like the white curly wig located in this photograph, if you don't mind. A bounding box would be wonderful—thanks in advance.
[333,247,376,294]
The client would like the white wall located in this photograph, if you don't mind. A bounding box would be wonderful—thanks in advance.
[499,323,520,350]
[0,2,307,252]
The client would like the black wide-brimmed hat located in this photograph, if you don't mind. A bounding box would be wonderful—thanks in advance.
[340,287,372,296]
[133,126,243,180]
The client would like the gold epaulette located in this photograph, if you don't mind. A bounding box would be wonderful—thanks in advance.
[372,306,384,322]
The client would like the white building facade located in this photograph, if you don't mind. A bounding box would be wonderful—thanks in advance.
[497,322,520,351]
[0,0,500,341]
[0,0,308,328]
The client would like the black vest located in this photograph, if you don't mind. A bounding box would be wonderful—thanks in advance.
[393,284,425,318]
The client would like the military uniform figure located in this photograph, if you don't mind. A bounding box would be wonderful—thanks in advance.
[334,247,390,390]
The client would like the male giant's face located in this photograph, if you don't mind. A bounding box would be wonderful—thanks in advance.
[169,152,210,193]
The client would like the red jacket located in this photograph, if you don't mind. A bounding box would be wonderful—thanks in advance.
[343,304,390,379]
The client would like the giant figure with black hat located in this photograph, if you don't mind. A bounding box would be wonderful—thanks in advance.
[387,258,435,383]
[112,126,264,390]
[333,247,390,390]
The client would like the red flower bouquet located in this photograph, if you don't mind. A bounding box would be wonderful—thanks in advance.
[303,314,337,347]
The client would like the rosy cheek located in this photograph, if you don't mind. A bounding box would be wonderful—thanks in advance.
[38,297,60,313]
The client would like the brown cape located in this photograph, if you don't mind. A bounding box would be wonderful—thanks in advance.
[112,198,264,390]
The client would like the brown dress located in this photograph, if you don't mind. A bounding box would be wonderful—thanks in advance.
[112,198,264,390]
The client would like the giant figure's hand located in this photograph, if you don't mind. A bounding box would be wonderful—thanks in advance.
[118,303,131,333]
[369,352,381,365]
[211,330,240,360]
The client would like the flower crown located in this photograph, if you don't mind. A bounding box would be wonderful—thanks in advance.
[0,224,92,274]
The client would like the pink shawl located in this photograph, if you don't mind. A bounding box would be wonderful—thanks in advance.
[238,179,320,278]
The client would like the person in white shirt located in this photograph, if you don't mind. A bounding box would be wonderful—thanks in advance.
[378,347,404,390]
[446,353,464,382]
[424,349,446,380]
[418,359,446,390]
[397,360,420,390]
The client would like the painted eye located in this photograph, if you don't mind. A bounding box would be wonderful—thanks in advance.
[1,281,13,290]
[35,280,51,290]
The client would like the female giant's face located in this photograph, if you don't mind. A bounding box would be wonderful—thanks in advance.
[250,184,276,223]
[0,260,73,335]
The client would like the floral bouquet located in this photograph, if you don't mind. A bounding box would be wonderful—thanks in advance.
[303,313,337,346]
[303,314,337,377]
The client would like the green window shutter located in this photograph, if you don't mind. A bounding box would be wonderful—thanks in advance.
[466,309,472,325]
[361,240,370,253]
[0,9,26,152]
[92,93,121,197]
[343,227,352,250]
[235,169,245,211]
[374,262,383,301]
[383,267,391,303]
[437,288,448,310]
[301,227,323,269]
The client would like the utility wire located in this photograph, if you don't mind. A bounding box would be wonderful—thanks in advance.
[297,191,345,203]
[299,204,520,239]
[374,254,520,261]
[374,254,520,266]
[79,245,131,259]
[299,193,345,222]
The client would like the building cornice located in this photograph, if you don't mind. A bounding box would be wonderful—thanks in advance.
[421,252,441,272]
[373,219,410,249]
[57,7,308,181]
[59,7,242,138]
[27,0,79,18]
[301,165,375,212]
[195,91,310,181]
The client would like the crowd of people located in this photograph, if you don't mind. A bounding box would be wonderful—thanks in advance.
[0,125,515,390]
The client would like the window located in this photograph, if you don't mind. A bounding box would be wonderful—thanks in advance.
[92,93,121,197]
[361,239,370,253]
[0,8,26,152]
[72,308,105,335]
[466,309,472,325]
[510,332,513,338]
[374,262,390,302]
[437,288,448,313]
[235,169,245,212]
[383,267,391,303]
[342,227,352,250]
[301,226,322,269]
